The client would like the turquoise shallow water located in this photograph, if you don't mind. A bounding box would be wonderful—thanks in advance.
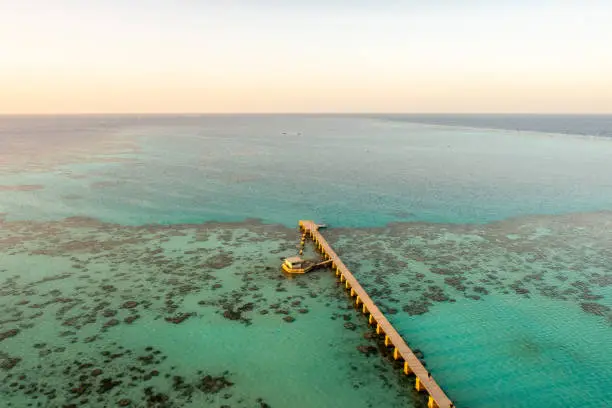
[326,215,612,407]
[409,296,610,408]
[2,115,612,226]
[0,220,413,407]
[1,115,611,407]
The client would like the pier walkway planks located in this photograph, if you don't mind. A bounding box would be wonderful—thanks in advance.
[299,220,453,408]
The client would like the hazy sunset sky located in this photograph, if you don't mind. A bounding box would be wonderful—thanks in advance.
[1,1,611,114]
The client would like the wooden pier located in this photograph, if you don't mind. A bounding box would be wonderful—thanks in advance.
[299,220,454,408]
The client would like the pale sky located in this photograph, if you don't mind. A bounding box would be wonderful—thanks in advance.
[1,0,611,114]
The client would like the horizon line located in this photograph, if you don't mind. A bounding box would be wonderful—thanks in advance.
[1,112,611,116]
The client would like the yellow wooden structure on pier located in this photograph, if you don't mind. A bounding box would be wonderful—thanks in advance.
[294,220,454,408]
[281,256,333,274]
[282,256,307,273]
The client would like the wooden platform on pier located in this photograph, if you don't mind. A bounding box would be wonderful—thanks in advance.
[299,220,453,408]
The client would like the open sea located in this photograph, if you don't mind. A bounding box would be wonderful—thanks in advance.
[1,114,611,408]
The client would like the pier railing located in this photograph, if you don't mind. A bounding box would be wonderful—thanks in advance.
[299,220,454,408]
